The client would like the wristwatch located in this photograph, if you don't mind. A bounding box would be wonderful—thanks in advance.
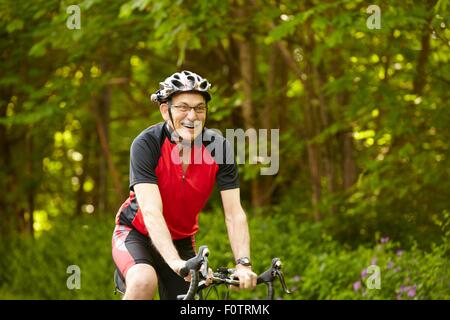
[236,257,252,267]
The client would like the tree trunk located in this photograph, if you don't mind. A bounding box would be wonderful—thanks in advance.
[304,57,322,221]
[391,19,431,152]
[342,131,357,189]
[276,40,322,220]
[237,37,255,129]
[236,4,264,209]
[312,63,337,215]
[304,19,337,216]
[413,32,430,95]
[304,98,322,221]
[75,125,92,216]
[94,85,124,214]
[239,40,261,208]
[258,44,278,206]
[26,127,35,236]
[0,93,12,236]
[277,54,288,133]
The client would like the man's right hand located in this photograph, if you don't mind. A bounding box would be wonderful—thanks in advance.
[168,259,191,282]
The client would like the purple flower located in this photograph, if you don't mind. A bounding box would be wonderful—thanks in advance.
[399,285,407,293]
[387,261,394,269]
[394,267,401,273]
[361,269,368,278]
[292,275,301,282]
[353,281,362,291]
[381,237,389,244]
[396,250,404,257]
[407,289,416,297]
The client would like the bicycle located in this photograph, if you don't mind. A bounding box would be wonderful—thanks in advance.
[177,245,291,300]
[114,245,291,300]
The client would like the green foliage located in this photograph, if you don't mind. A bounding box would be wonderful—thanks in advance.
[298,240,449,300]
[1,0,449,300]
[0,215,118,299]
[0,210,447,299]
[196,210,449,300]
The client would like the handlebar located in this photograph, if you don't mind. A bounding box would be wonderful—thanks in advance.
[179,245,209,278]
[177,246,291,300]
[177,245,209,300]
[255,258,291,299]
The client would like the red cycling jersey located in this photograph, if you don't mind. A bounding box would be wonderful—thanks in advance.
[115,122,239,240]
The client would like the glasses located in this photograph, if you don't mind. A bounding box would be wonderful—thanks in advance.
[170,103,207,114]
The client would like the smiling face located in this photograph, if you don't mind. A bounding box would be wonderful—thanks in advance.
[160,92,207,142]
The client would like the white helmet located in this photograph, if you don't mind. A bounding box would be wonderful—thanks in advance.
[150,70,211,103]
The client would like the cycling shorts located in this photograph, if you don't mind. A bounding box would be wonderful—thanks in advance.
[112,224,196,300]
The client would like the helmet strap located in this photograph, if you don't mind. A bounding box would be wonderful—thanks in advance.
[167,100,184,144]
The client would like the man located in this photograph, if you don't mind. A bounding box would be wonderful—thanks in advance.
[112,70,257,299]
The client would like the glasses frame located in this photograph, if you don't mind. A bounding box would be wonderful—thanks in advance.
[168,101,208,115]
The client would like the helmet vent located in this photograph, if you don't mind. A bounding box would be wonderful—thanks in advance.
[171,79,184,88]
[199,80,208,89]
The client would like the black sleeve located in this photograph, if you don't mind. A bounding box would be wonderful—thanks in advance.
[216,138,240,191]
[129,134,161,191]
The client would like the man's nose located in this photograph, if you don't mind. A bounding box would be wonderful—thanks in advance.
[186,108,198,120]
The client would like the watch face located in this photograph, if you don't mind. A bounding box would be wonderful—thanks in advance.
[237,257,251,266]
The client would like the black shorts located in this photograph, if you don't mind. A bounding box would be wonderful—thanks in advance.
[112,225,196,300]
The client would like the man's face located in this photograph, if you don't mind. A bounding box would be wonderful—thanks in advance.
[160,92,207,142]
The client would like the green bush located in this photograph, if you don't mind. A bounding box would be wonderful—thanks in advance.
[298,240,449,300]
[0,215,118,299]
[197,209,449,300]
[0,210,448,299]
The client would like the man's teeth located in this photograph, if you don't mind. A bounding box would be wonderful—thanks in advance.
[182,124,194,128]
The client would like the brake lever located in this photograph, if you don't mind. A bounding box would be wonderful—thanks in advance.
[275,269,291,294]
[200,255,209,279]
[271,258,291,294]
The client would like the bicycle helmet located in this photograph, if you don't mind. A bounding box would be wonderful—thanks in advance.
[150,70,211,103]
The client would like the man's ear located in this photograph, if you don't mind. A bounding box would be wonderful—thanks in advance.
[160,103,169,121]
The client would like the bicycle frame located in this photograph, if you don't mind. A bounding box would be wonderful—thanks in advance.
[113,245,291,300]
